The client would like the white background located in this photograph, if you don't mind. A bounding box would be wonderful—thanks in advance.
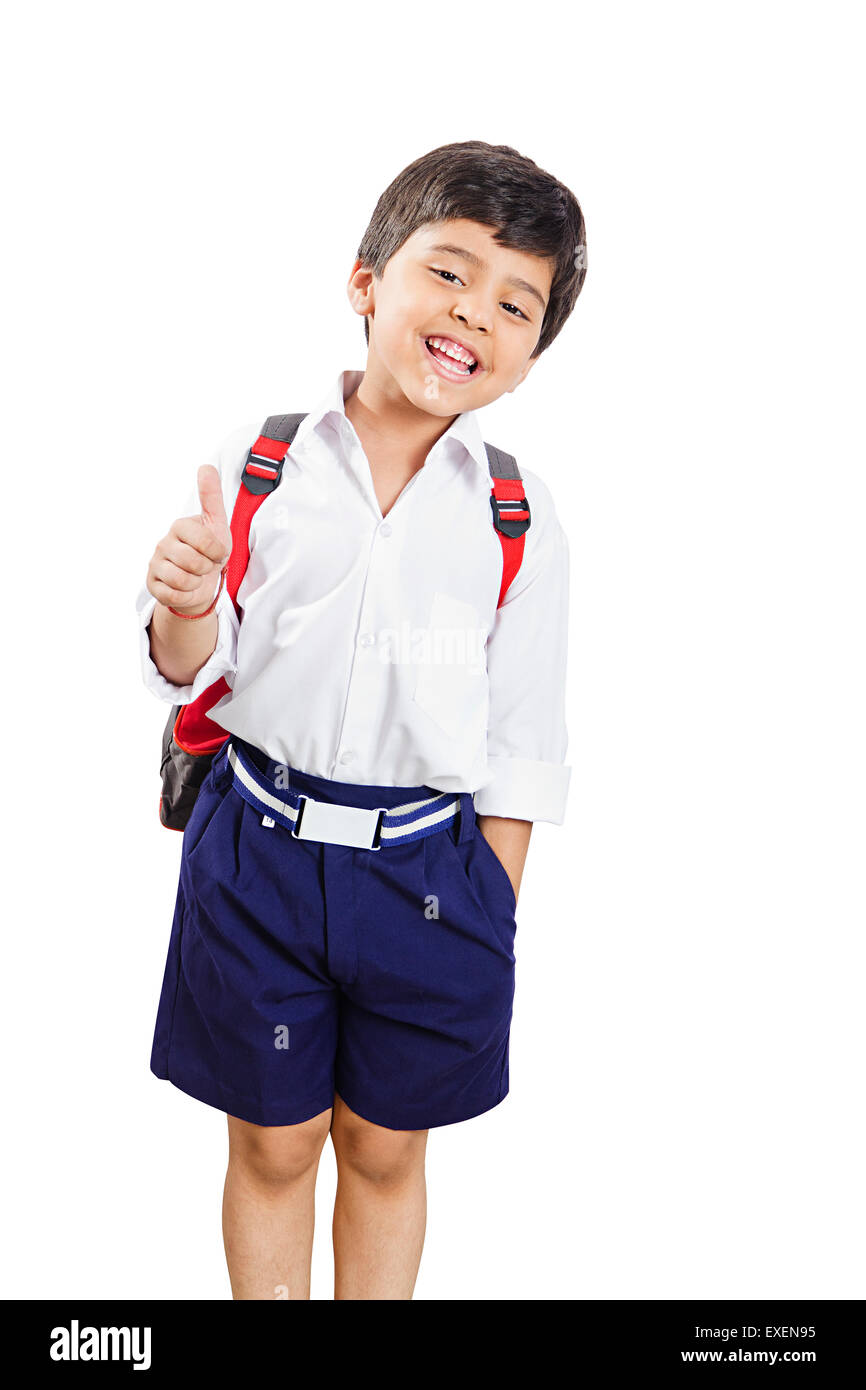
[2,0,863,1300]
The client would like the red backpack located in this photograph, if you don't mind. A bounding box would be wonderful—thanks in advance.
[158,413,531,829]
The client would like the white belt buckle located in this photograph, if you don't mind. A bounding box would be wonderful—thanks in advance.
[292,795,386,850]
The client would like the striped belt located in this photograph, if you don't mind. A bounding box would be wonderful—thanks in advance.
[226,741,461,851]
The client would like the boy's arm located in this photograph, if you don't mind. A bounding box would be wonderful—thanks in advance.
[146,588,221,687]
[475,467,571,902]
[137,575,238,705]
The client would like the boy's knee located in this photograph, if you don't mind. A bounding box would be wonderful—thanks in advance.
[331,1100,427,1186]
[228,1109,331,1188]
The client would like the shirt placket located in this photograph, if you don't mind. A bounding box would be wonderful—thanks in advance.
[329,441,426,778]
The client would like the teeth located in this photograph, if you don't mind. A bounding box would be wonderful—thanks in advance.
[427,336,477,368]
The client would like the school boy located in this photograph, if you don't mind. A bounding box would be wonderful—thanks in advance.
[136,140,587,1299]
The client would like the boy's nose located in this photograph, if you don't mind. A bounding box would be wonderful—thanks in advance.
[452,307,492,336]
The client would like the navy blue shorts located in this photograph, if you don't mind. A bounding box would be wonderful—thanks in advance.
[150,737,518,1130]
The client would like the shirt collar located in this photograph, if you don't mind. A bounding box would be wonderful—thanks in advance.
[292,369,491,479]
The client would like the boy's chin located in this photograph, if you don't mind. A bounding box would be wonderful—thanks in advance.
[399,360,498,414]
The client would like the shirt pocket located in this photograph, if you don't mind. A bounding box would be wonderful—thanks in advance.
[411,590,488,742]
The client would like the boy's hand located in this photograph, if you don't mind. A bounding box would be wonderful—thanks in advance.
[146,465,233,614]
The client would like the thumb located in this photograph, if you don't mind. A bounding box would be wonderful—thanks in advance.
[197,464,228,532]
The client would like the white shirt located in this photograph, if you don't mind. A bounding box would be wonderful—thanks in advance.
[136,369,571,823]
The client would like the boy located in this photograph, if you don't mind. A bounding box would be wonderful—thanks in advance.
[136,140,587,1300]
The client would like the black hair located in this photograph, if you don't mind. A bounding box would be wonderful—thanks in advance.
[356,140,587,358]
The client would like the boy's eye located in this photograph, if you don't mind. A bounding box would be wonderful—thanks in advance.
[429,268,530,320]
[432,268,463,285]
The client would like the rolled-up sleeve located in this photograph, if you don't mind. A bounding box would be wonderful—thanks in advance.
[474,468,571,824]
[135,425,255,707]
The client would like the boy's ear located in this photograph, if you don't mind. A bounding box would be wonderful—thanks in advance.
[347,258,375,320]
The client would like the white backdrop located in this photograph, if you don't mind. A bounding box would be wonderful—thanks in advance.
[2,0,863,1300]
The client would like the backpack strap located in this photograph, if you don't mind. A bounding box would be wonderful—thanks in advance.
[484,442,531,608]
[225,414,308,619]
[173,413,307,754]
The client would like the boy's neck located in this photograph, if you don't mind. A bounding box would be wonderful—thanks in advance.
[344,362,460,472]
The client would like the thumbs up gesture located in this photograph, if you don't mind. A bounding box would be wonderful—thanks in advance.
[147,465,233,615]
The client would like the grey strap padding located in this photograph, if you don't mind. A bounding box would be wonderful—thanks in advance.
[484,442,521,480]
[262,413,308,444]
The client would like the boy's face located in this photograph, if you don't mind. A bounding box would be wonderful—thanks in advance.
[347,219,555,416]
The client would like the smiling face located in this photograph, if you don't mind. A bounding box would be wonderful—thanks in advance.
[347,219,556,417]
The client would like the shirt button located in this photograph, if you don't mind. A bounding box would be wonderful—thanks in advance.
[379,521,392,537]
[339,750,355,765]
[359,632,375,648]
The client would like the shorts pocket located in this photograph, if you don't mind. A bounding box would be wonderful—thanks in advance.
[474,826,517,917]
[183,773,230,859]
[441,825,517,957]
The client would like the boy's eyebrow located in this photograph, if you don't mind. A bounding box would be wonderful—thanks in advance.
[426,242,548,312]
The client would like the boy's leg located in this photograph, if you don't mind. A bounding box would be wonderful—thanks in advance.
[223,1109,333,1300]
[330,1094,428,1301]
